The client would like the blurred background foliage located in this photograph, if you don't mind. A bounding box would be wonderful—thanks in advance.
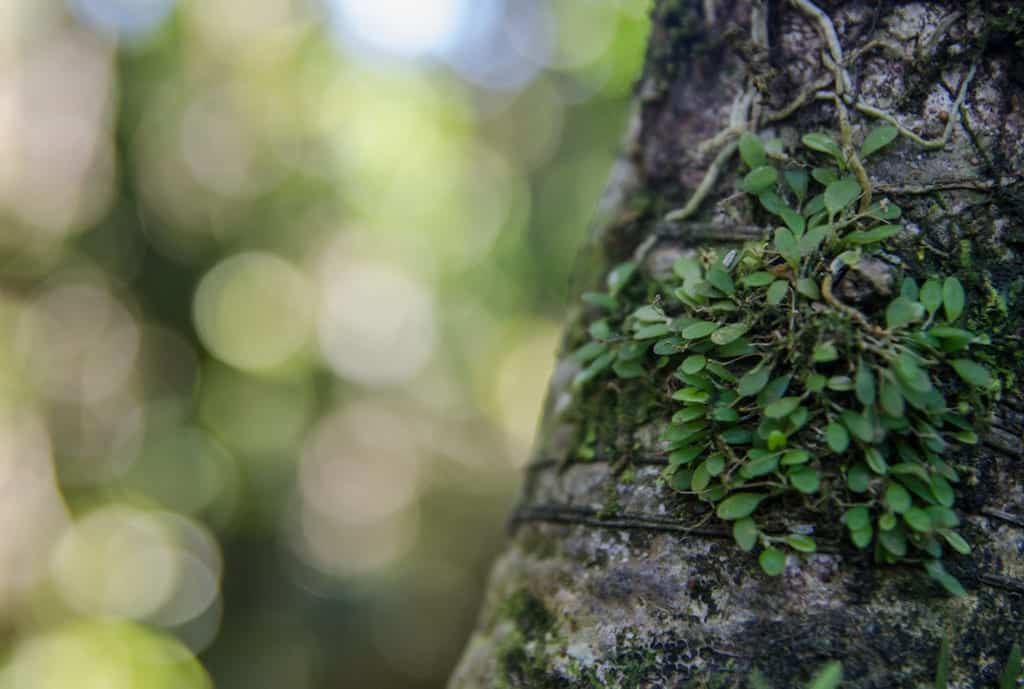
[0,1,649,687]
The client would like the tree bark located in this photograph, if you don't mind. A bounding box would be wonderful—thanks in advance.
[449,1,1024,687]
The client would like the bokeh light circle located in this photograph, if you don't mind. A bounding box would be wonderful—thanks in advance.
[193,251,314,372]
[7,619,212,689]
[318,262,435,387]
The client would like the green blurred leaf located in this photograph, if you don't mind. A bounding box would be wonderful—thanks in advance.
[920,279,942,315]
[759,548,786,576]
[716,493,762,520]
[744,271,776,287]
[743,165,779,193]
[802,132,843,164]
[733,517,758,552]
[739,131,767,168]
[844,223,903,245]
[785,533,817,553]
[607,261,637,296]
[784,169,809,199]
[826,422,849,453]
[766,280,789,305]
[824,178,861,215]
[807,662,843,689]
[950,359,991,387]
[942,277,965,322]
[860,125,899,157]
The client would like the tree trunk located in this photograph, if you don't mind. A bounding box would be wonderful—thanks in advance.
[449,1,1024,687]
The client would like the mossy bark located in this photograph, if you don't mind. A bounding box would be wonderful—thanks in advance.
[449,2,1024,687]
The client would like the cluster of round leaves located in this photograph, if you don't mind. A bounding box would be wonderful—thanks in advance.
[571,129,993,593]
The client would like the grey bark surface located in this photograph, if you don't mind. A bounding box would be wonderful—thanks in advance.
[449,2,1024,687]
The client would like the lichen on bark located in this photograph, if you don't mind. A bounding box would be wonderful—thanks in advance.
[449,2,1024,687]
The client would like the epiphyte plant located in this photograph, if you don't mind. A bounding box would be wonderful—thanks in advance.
[570,127,994,593]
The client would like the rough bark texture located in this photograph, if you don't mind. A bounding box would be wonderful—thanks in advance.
[449,1,1024,687]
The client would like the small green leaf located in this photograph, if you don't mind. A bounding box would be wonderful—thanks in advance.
[672,406,705,424]
[759,548,786,576]
[573,351,615,387]
[781,448,810,466]
[797,226,829,259]
[813,342,839,363]
[860,125,899,157]
[669,468,692,491]
[766,280,789,305]
[781,208,806,235]
[759,190,787,215]
[808,661,843,689]
[803,193,826,217]
[885,482,912,513]
[844,224,904,245]
[573,340,608,363]
[935,633,951,689]
[680,320,720,340]
[607,261,637,296]
[632,305,665,322]
[741,452,780,479]
[722,427,753,444]
[712,405,740,422]
[879,375,905,416]
[706,265,735,295]
[738,366,772,397]
[950,358,991,387]
[681,354,707,374]
[802,132,843,164]
[796,278,821,300]
[864,447,889,475]
[785,534,817,553]
[930,475,955,507]
[744,271,776,287]
[767,430,787,451]
[811,167,838,185]
[691,462,711,491]
[850,524,873,548]
[764,396,802,419]
[879,513,897,531]
[789,467,820,494]
[942,530,971,555]
[733,517,758,552]
[942,277,965,322]
[672,387,710,403]
[847,464,871,493]
[613,359,645,378]
[924,560,966,596]
[774,227,798,258]
[843,506,870,531]
[1000,643,1021,689]
[743,165,779,193]
[784,169,808,199]
[885,296,924,329]
[824,178,862,215]
[805,373,827,392]
[901,277,920,300]
[879,524,907,556]
[739,131,767,168]
[903,507,932,532]
[669,445,704,466]
[710,322,750,346]
[716,492,762,520]
[826,422,849,453]
[855,362,876,406]
[920,279,942,315]
[841,410,875,442]
[581,291,617,310]
[653,337,683,355]
[705,453,725,476]
[634,323,671,340]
